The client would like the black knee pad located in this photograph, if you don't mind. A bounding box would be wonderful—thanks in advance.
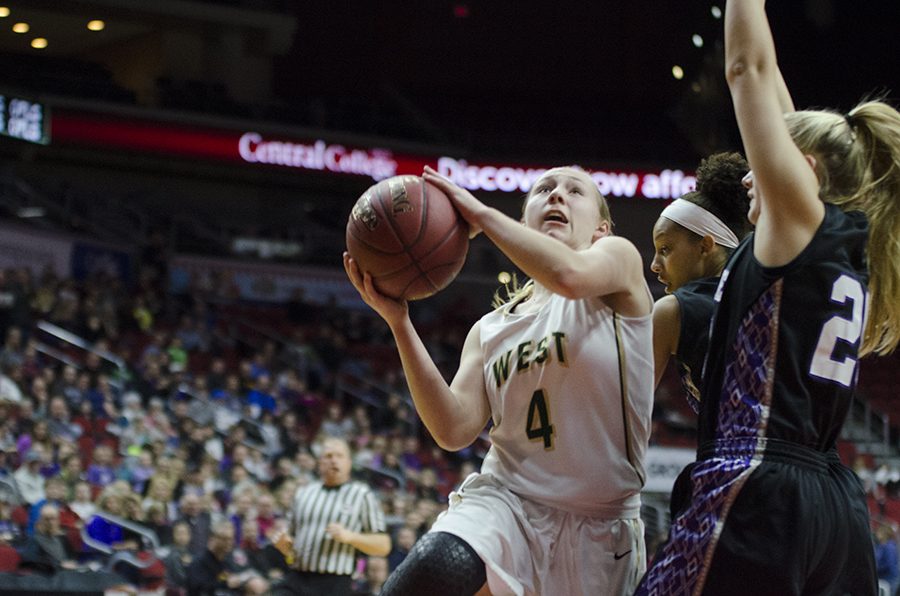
[381,531,487,596]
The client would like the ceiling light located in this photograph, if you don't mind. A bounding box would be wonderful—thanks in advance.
[0,7,10,18]
[672,65,684,80]
[12,22,28,33]
[497,271,511,284]
[31,37,47,49]
[87,19,105,31]
[692,34,704,48]
[711,6,722,19]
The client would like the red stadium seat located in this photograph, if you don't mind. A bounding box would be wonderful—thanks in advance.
[882,497,900,525]
[0,544,21,572]
[836,440,857,466]
[77,435,96,466]
[10,505,28,528]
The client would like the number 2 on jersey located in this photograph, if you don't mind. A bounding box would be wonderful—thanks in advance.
[526,389,555,450]
[809,274,865,387]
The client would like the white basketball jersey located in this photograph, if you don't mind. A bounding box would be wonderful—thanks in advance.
[479,293,653,518]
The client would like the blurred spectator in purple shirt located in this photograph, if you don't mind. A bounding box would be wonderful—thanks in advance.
[86,444,116,489]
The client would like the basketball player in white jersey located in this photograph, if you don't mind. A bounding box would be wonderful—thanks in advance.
[343,164,654,596]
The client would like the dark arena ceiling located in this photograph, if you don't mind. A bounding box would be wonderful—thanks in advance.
[273,0,900,163]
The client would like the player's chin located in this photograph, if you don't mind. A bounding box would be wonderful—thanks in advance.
[747,198,760,225]
[540,226,566,240]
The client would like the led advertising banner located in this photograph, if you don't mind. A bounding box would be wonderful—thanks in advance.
[0,94,49,145]
[51,110,694,199]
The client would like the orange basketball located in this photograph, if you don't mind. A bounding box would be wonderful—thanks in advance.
[346,175,469,300]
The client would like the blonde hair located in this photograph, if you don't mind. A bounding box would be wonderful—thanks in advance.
[785,99,900,356]
[492,273,531,310]
[493,166,612,309]
[97,487,123,511]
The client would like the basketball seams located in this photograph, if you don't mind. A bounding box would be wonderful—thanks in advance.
[373,178,433,297]
[420,219,468,292]
[380,178,426,252]
[347,229,406,256]
[372,183,411,251]
[399,181,468,298]
[412,177,429,247]
[346,176,468,300]
[347,189,406,256]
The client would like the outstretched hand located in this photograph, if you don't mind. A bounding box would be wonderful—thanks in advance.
[343,252,409,326]
[423,166,487,239]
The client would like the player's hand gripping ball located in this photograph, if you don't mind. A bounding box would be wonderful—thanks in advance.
[346,175,469,300]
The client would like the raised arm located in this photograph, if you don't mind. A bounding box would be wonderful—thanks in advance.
[725,0,822,266]
[774,65,795,114]
[343,254,491,451]
[423,167,652,318]
[475,209,648,312]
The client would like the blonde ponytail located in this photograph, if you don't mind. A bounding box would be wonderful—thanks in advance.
[786,100,900,355]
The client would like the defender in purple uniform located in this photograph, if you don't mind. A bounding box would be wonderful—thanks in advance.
[637,1,900,594]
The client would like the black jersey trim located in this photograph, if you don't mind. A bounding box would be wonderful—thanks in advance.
[613,313,645,486]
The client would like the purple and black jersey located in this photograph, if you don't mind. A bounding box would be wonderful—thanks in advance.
[638,204,876,595]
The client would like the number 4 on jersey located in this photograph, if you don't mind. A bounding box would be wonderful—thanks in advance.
[526,389,555,450]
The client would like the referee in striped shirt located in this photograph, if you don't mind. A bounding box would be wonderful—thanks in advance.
[273,437,391,595]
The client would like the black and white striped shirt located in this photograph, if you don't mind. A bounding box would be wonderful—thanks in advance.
[288,480,386,575]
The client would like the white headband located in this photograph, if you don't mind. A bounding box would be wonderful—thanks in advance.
[659,199,739,249]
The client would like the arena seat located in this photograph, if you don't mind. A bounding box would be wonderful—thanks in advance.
[0,545,20,572]
[836,440,858,466]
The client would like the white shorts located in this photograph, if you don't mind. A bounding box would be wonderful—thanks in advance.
[429,473,646,596]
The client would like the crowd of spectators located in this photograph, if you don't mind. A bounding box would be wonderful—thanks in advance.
[0,260,483,594]
[0,257,898,593]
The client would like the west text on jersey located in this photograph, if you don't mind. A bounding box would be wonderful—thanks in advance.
[491,332,568,388]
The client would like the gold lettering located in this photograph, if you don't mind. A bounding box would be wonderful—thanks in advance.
[517,341,533,372]
[492,332,567,389]
[553,332,567,366]
[533,337,549,364]
[492,350,513,388]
